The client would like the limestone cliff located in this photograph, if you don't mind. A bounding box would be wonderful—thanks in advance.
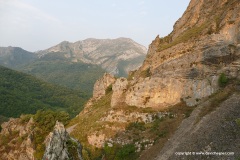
[69,0,240,159]
[43,121,83,160]
[112,0,240,108]
[93,73,116,100]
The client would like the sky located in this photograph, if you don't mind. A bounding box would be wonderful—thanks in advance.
[0,0,190,52]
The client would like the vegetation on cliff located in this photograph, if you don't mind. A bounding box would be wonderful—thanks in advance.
[0,110,70,160]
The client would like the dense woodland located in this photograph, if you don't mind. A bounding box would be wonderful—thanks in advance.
[0,65,89,118]
[20,52,105,94]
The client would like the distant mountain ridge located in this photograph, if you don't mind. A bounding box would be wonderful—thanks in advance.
[37,37,147,76]
[0,46,37,68]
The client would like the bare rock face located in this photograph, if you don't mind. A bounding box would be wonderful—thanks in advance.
[42,121,83,160]
[110,0,240,109]
[82,73,116,114]
[93,73,116,100]
[111,77,128,107]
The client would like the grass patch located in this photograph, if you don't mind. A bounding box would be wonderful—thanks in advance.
[235,118,240,127]
[158,22,209,52]
[127,122,146,131]
[139,68,151,78]
[69,92,114,159]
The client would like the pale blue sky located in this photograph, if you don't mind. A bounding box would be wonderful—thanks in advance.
[0,0,190,51]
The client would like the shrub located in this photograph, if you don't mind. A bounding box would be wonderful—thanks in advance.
[105,84,113,94]
[67,139,79,160]
[115,144,137,160]
[103,143,119,160]
[127,122,146,131]
[218,73,228,87]
[236,118,240,127]
[20,114,32,124]
[140,68,151,78]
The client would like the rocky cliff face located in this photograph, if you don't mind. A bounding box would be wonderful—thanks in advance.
[43,121,83,160]
[93,73,116,100]
[111,0,240,108]
[69,0,240,159]
[37,38,147,76]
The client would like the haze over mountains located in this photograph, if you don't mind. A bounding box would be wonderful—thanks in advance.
[0,37,147,76]
[0,47,37,68]
[0,38,147,94]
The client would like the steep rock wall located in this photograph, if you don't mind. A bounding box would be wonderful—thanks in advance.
[110,0,240,108]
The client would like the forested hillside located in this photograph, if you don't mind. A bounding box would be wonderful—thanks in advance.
[20,52,105,94]
[0,65,89,118]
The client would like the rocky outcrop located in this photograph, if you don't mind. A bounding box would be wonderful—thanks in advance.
[83,73,116,113]
[93,73,116,100]
[109,0,240,109]
[0,117,35,160]
[42,121,83,160]
[111,77,128,107]
[37,38,147,76]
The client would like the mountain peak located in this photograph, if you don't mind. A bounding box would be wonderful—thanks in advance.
[37,38,147,76]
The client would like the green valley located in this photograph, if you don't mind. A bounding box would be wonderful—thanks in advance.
[0,65,89,118]
[20,52,105,94]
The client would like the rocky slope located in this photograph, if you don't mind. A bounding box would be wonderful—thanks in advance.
[67,0,240,159]
[0,47,37,68]
[0,117,35,160]
[155,91,240,160]
[37,38,147,76]
[0,117,83,160]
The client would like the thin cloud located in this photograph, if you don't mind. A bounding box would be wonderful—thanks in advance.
[1,0,60,23]
[112,3,117,7]
[140,11,147,16]
[138,1,145,6]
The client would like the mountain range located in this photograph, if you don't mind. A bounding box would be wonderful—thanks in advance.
[0,46,37,68]
[0,38,147,94]
[37,38,147,76]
